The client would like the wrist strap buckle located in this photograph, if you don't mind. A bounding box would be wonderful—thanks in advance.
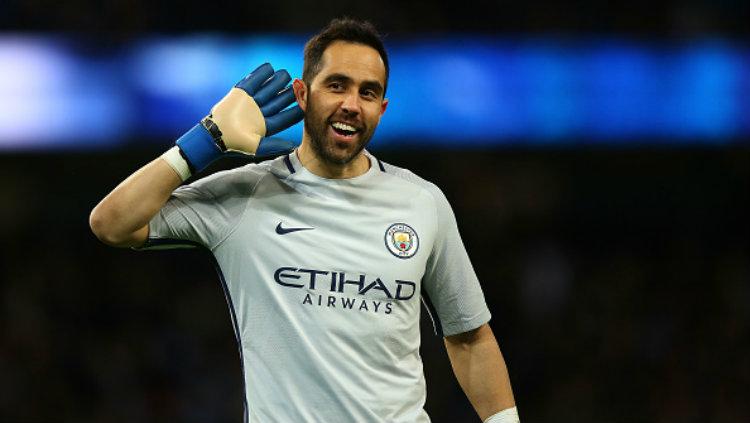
[201,116,226,151]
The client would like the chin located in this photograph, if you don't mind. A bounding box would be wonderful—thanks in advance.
[325,149,357,165]
[321,140,361,164]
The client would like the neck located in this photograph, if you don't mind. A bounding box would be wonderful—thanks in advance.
[296,139,370,179]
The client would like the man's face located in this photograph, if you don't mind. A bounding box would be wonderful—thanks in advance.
[298,41,388,165]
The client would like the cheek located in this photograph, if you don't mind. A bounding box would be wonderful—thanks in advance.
[308,94,335,115]
[365,104,384,123]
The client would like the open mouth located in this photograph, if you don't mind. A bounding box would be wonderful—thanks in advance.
[330,121,360,138]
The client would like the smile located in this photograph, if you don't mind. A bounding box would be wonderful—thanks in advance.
[330,121,360,138]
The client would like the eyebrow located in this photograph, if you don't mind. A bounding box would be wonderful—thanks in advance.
[323,73,385,96]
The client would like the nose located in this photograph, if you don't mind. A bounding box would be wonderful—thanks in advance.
[339,91,361,116]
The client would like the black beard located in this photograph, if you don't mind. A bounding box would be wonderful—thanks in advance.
[303,99,375,166]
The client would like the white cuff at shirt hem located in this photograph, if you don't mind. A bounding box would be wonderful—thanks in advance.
[484,406,519,423]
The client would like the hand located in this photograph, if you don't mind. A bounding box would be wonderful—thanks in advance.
[211,62,303,154]
[174,63,303,175]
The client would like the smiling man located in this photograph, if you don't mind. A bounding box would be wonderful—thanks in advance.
[294,29,389,177]
[296,40,386,171]
[89,18,518,423]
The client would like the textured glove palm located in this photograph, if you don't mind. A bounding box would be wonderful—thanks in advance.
[176,63,303,173]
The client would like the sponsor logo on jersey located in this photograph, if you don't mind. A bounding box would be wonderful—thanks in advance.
[274,267,417,315]
[385,223,419,259]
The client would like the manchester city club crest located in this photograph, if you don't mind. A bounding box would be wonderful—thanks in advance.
[385,223,419,259]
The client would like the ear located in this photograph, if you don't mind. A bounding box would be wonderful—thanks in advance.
[292,79,308,111]
[380,98,388,116]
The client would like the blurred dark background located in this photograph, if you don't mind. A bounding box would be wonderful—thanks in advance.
[2,0,750,36]
[1,1,749,422]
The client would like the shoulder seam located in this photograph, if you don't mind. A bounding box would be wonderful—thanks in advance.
[380,162,443,203]
[209,166,269,251]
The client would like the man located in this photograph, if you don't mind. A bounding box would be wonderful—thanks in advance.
[90,18,519,423]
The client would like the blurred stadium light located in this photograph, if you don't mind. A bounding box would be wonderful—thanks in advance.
[1,35,748,150]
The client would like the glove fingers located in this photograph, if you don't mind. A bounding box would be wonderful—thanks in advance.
[260,86,296,116]
[253,70,291,105]
[256,137,296,158]
[235,63,275,95]
[265,105,304,136]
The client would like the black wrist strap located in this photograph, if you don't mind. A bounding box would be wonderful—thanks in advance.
[201,115,226,151]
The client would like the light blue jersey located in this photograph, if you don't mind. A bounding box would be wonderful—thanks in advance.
[144,150,491,422]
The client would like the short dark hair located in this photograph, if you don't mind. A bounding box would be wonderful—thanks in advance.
[303,17,389,95]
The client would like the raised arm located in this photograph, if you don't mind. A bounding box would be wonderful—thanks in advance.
[89,63,303,248]
[89,157,182,247]
[444,323,519,422]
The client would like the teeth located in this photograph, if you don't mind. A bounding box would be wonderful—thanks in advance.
[332,122,357,132]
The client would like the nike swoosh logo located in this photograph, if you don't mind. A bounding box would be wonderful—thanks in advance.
[275,222,314,235]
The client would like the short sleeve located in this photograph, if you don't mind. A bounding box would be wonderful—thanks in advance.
[142,164,265,251]
[421,187,491,337]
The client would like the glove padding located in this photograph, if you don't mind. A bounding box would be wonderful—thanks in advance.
[176,63,303,173]
[213,63,303,152]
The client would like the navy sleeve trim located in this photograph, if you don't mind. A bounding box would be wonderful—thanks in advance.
[137,237,203,250]
[283,153,296,174]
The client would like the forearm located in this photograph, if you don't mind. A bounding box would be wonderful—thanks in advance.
[89,154,182,247]
[444,323,516,421]
[88,63,301,248]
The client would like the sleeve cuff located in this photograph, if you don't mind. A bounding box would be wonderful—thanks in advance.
[441,308,492,337]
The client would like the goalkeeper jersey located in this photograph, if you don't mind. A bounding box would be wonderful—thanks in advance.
[144,150,491,423]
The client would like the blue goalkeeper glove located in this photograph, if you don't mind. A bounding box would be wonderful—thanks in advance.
[172,63,303,177]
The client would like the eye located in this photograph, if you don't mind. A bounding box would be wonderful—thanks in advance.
[361,89,377,100]
[328,82,344,91]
